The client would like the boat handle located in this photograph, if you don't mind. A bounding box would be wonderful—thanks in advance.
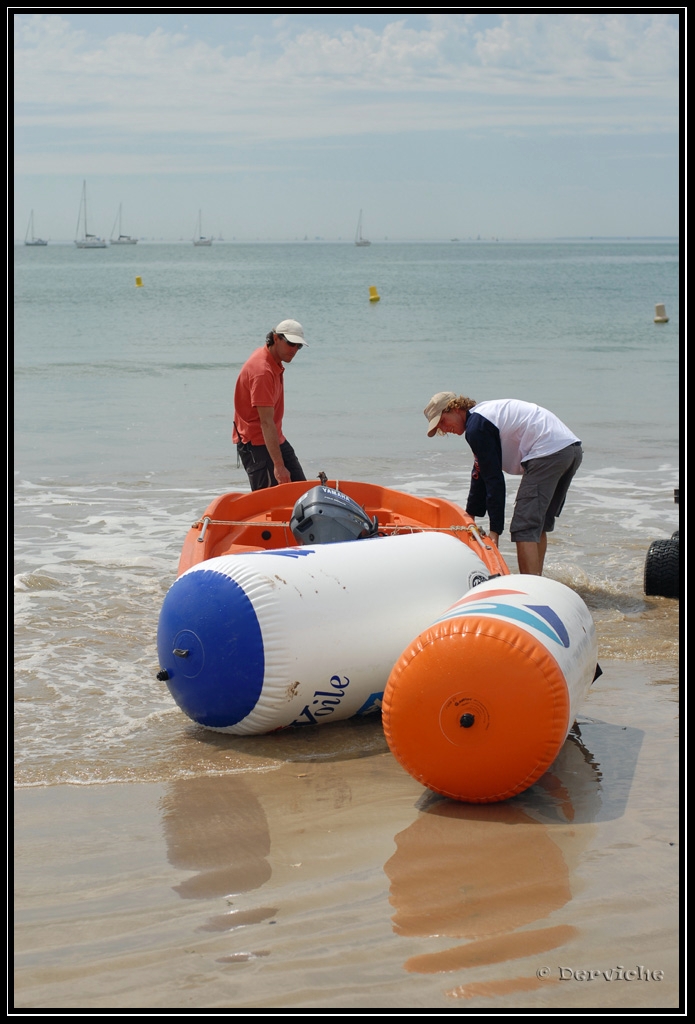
[466,524,492,550]
[197,516,212,542]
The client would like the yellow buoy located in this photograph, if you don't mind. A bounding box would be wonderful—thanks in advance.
[135,276,143,288]
[654,303,668,323]
[369,285,380,303]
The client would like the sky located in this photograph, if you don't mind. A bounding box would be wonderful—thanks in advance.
[12,12,682,242]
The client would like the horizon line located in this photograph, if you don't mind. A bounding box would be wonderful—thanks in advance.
[14,235,680,245]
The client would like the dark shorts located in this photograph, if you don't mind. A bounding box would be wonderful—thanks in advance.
[237,439,306,492]
[510,442,583,543]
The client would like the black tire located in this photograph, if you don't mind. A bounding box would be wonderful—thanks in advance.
[671,530,679,542]
[644,539,680,598]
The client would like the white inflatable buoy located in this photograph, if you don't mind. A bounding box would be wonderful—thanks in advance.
[382,575,599,803]
[157,532,499,735]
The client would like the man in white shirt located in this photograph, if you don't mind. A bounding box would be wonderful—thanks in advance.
[424,393,582,575]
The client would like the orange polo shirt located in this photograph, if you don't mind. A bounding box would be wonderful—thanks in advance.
[232,346,286,446]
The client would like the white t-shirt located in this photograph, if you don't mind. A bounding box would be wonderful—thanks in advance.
[471,399,580,475]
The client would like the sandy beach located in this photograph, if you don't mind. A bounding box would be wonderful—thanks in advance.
[14,657,679,1011]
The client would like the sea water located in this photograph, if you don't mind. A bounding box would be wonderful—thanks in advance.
[14,240,680,787]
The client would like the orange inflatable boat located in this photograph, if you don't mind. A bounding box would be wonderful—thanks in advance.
[158,480,510,736]
[176,479,510,578]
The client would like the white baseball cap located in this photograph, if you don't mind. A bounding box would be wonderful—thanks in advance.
[275,319,308,347]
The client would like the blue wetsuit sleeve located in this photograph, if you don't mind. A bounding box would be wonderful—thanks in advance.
[464,412,506,535]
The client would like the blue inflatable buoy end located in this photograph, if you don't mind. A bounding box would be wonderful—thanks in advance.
[156,569,265,728]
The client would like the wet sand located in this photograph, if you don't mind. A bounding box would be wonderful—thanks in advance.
[14,659,680,1010]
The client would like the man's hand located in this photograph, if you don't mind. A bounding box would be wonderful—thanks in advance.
[273,463,291,484]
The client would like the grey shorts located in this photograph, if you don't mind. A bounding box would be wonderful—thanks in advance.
[510,442,583,542]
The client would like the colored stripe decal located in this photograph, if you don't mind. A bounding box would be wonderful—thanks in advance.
[435,600,570,647]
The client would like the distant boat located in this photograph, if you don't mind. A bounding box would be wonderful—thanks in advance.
[355,210,371,247]
[193,210,213,246]
[110,203,137,244]
[24,210,47,246]
[74,181,107,248]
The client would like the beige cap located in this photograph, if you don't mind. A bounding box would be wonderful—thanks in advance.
[275,319,308,347]
[424,392,457,436]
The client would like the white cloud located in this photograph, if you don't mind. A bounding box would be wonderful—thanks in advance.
[14,12,679,145]
[472,13,678,84]
[11,13,680,239]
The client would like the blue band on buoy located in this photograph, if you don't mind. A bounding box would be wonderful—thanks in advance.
[157,568,264,728]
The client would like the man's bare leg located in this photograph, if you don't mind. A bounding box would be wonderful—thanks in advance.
[516,533,547,575]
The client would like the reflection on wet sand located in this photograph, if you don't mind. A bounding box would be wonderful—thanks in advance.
[160,775,277,945]
[157,720,389,966]
[153,716,645,1000]
[385,800,577,976]
[385,721,643,999]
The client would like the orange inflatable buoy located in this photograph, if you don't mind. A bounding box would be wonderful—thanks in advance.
[382,575,598,803]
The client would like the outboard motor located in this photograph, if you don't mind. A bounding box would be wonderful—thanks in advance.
[290,485,379,545]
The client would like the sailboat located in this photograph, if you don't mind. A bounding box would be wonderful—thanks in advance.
[110,203,137,244]
[354,209,371,247]
[24,210,47,246]
[74,181,107,248]
[193,210,213,246]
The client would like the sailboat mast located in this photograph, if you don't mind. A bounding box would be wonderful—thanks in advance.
[76,182,85,240]
[110,203,121,240]
[354,209,371,246]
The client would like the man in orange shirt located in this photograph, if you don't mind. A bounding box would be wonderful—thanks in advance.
[233,319,308,491]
